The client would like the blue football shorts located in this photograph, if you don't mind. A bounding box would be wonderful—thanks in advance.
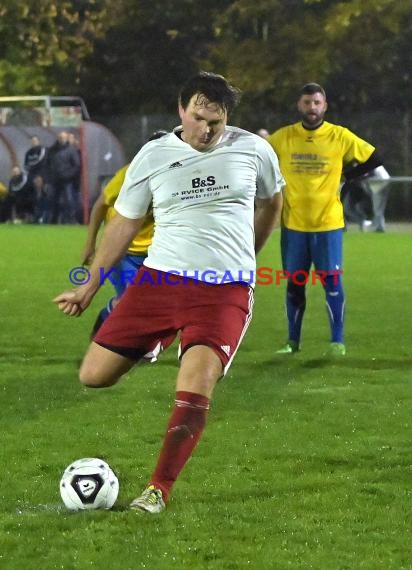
[111,253,147,297]
[280,228,343,274]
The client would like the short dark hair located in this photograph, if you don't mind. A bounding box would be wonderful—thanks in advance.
[179,71,241,116]
[299,83,326,98]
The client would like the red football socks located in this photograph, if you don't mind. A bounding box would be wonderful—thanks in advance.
[149,390,210,500]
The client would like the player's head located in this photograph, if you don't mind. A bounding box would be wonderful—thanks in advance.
[57,131,69,144]
[300,83,326,99]
[148,130,168,142]
[297,82,328,129]
[256,128,269,139]
[179,72,241,116]
[178,71,241,151]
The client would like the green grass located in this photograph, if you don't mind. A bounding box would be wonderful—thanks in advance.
[0,225,411,570]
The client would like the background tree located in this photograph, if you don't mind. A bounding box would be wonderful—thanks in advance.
[0,0,411,174]
[0,0,111,94]
[199,0,334,128]
[78,0,233,115]
[323,0,412,112]
[200,0,412,126]
[1,0,411,121]
[319,0,412,172]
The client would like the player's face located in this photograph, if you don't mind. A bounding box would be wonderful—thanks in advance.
[179,94,227,151]
[297,93,328,128]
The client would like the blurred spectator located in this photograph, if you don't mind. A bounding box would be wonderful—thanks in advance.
[24,135,48,220]
[47,131,81,224]
[341,166,390,232]
[68,132,80,151]
[68,132,82,222]
[0,182,7,200]
[0,181,10,222]
[341,179,372,231]
[8,165,35,223]
[362,166,391,232]
[256,128,270,139]
[24,135,47,181]
[32,174,50,224]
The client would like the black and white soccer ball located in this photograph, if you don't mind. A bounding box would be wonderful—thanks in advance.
[60,458,119,511]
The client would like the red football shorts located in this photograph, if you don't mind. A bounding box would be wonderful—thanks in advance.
[94,267,254,373]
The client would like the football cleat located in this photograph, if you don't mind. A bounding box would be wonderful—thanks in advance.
[326,342,346,356]
[275,341,300,354]
[130,485,165,514]
[360,220,372,232]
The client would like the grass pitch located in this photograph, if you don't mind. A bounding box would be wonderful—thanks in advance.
[0,224,411,570]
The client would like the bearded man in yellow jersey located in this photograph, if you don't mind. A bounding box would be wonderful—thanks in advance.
[268,83,385,356]
[81,130,168,337]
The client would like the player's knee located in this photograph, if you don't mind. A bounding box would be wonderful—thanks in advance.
[287,279,306,304]
[324,274,343,295]
[178,346,222,396]
[78,361,116,388]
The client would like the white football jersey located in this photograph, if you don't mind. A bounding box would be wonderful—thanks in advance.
[115,126,284,284]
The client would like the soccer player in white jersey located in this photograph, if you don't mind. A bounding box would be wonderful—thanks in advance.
[54,71,284,514]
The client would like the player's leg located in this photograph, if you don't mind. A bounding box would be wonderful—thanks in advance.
[130,345,221,513]
[81,333,176,389]
[131,281,253,513]
[63,181,77,224]
[312,229,346,355]
[276,228,310,353]
[79,342,136,387]
[371,187,390,232]
[85,268,178,385]
[49,183,60,224]
[91,254,146,338]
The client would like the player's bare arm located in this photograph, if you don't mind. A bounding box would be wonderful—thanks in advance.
[254,192,283,253]
[81,194,109,265]
[54,214,144,317]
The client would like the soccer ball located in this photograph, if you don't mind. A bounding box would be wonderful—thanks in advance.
[60,458,119,511]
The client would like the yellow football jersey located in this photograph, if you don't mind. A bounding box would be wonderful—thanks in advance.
[268,121,375,231]
[103,164,154,255]
[0,181,7,199]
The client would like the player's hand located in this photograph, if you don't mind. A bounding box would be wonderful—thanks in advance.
[53,288,94,317]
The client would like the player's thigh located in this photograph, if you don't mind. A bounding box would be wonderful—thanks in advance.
[179,283,253,379]
[281,228,312,273]
[311,229,343,272]
[176,345,223,398]
[94,268,178,358]
[79,342,136,387]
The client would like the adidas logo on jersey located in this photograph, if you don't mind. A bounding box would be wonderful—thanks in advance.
[220,345,231,357]
[169,161,183,169]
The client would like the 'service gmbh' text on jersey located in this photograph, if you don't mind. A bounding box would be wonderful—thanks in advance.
[114,127,284,285]
[268,121,375,232]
